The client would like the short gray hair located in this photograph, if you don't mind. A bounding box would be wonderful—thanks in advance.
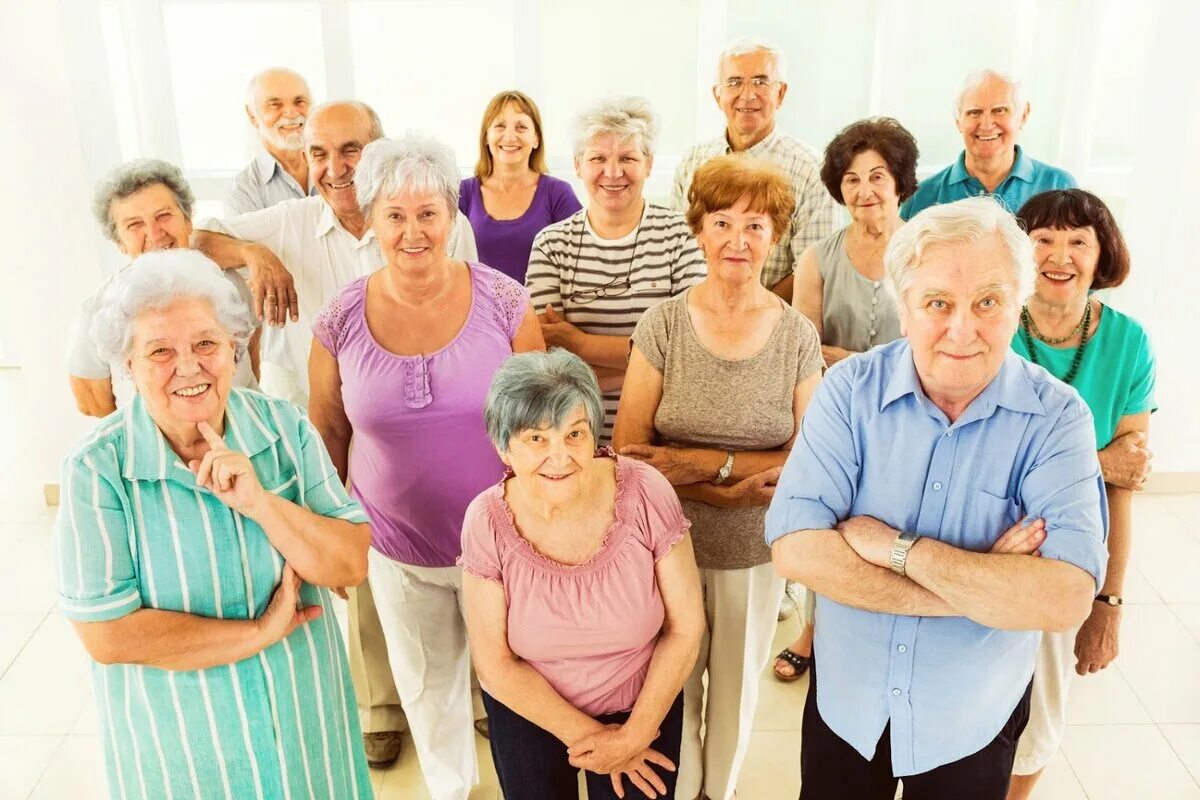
[90,249,255,367]
[303,100,385,146]
[92,159,195,243]
[571,96,659,159]
[485,349,605,452]
[884,196,1034,312]
[954,69,1025,118]
[355,133,460,220]
[717,36,789,83]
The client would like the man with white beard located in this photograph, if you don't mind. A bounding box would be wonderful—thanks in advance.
[225,67,315,215]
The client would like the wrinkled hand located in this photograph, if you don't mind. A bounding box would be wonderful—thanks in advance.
[989,516,1046,556]
[540,305,583,349]
[731,466,782,507]
[568,724,650,775]
[1100,432,1152,491]
[244,244,298,327]
[619,444,706,485]
[609,748,676,799]
[188,421,266,516]
[837,515,899,569]
[1075,602,1121,675]
[256,564,323,647]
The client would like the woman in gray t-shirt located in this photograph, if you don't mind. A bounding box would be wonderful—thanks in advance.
[614,155,822,800]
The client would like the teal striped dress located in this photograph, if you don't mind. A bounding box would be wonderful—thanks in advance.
[56,388,373,800]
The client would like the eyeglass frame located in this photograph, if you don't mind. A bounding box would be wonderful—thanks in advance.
[564,209,642,305]
[717,76,781,95]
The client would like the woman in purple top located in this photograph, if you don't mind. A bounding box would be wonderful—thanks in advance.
[460,90,582,283]
[460,349,703,800]
[309,133,544,800]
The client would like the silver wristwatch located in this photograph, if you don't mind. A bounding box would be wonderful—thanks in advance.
[890,531,920,576]
[713,451,735,485]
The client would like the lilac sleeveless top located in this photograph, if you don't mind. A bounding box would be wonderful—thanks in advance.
[313,263,529,566]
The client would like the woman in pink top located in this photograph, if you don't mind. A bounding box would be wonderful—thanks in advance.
[460,349,703,799]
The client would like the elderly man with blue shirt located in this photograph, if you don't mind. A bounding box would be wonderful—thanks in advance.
[767,196,1107,800]
[226,67,315,215]
[901,70,1076,219]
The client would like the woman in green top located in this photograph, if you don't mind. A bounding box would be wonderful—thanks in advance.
[1007,189,1156,800]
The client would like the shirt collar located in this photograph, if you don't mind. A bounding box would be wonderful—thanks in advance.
[121,388,280,483]
[880,342,1046,424]
[253,146,282,188]
[315,200,376,246]
[949,145,1033,186]
[724,126,780,156]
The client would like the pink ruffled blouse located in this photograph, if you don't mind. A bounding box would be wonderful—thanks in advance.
[458,453,690,716]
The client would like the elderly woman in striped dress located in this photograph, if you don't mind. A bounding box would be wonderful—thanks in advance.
[55,249,373,800]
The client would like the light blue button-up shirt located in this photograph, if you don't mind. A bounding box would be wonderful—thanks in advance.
[224,146,315,216]
[900,145,1076,220]
[765,339,1108,776]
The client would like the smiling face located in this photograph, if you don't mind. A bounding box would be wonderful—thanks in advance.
[714,50,788,146]
[841,149,901,224]
[127,297,235,431]
[305,104,374,219]
[371,189,454,271]
[486,102,540,171]
[575,133,651,216]
[248,69,310,152]
[501,406,597,503]
[110,183,193,257]
[900,234,1021,410]
[956,74,1029,163]
[1029,225,1099,306]
[694,193,776,287]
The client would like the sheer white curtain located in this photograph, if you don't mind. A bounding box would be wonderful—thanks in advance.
[3,0,1197,505]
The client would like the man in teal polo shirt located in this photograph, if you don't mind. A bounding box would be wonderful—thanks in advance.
[901,70,1075,219]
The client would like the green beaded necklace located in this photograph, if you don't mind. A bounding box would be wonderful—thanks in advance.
[1020,301,1092,385]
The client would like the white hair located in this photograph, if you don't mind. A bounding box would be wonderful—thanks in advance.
[954,69,1025,118]
[244,66,311,111]
[571,96,659,159]
[90,249,254,367]
[355,133,460,220]
[883,196,1034,312]
[717,36,788,83]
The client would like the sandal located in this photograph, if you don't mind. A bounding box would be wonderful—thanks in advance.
[773,648,810,683]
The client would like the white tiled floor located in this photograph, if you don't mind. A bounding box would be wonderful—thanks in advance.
[2,496,1199,799]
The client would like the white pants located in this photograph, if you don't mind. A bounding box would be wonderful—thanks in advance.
[367,549,478,800]
[678,562,785,800]
[1013,627,1079,775]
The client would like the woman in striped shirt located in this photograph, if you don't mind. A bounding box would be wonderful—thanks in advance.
[526,96,707,442]
[56,250,374,800]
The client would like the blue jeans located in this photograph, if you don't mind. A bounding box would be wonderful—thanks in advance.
[482,690,685,799]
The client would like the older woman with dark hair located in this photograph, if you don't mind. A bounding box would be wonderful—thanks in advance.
[57,249,373,799]
[614,155,823,800]
[1007,189,1156,800]
[460,348,703,799]
[459,90,581,283]
[775,116,919,681]
[308,132,544,800]
[526,96,707,443]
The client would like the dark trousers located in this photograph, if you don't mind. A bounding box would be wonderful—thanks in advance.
[482,690,684,800]
[799,661,1032,800]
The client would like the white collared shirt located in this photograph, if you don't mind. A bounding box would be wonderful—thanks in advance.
[224,145,315,216]
[197,197,478,407]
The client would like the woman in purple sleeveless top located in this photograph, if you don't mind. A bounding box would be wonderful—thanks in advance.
[309,133,544,800]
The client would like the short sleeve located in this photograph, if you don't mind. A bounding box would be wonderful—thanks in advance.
[1122,328,1157,416]
[793,313,824,386]
[630,301,671,373]
[311,280,362,358]
[295,410,369,523]
[458,178,474,217]
[457,493,504,583]
[547,178,582,222]
[224,268,262,331]
[66,306,112,380]
[451,212,479,261]
[223,176,262,217]
[629,460,690,561]
[669,222,707,294]
[56,448,143,622]
[481,268,530,340]
[669,157,689,213]
[789,166,839,259]
[525,227,567,313]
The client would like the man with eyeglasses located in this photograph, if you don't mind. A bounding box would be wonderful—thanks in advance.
[672,36,839,303]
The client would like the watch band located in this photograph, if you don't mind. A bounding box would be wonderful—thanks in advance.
[1095,593,1124,606]
[714,451,735,485]
[890,531,920,576]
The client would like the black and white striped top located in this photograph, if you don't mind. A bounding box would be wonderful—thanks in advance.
[526,203,707,440]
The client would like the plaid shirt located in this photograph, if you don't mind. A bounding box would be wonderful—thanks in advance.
[671,128,840,290]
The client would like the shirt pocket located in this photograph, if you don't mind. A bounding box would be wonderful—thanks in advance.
[971,488,1023,551]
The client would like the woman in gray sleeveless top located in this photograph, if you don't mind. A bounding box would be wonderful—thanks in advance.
[776,118,919,682]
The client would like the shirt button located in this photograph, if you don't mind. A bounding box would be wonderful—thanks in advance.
[874,281,881,288]
[933,481,943,491]
[898,644,907,653]
[872,297,879,305]
[869,329,876,336]
[870,312,877,320]
[892,688,902,696]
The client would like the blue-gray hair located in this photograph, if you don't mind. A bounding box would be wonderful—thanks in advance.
[355,132,460,221]
[90,249,255,367]
[485,349,605,452]
[92,159,195,243]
